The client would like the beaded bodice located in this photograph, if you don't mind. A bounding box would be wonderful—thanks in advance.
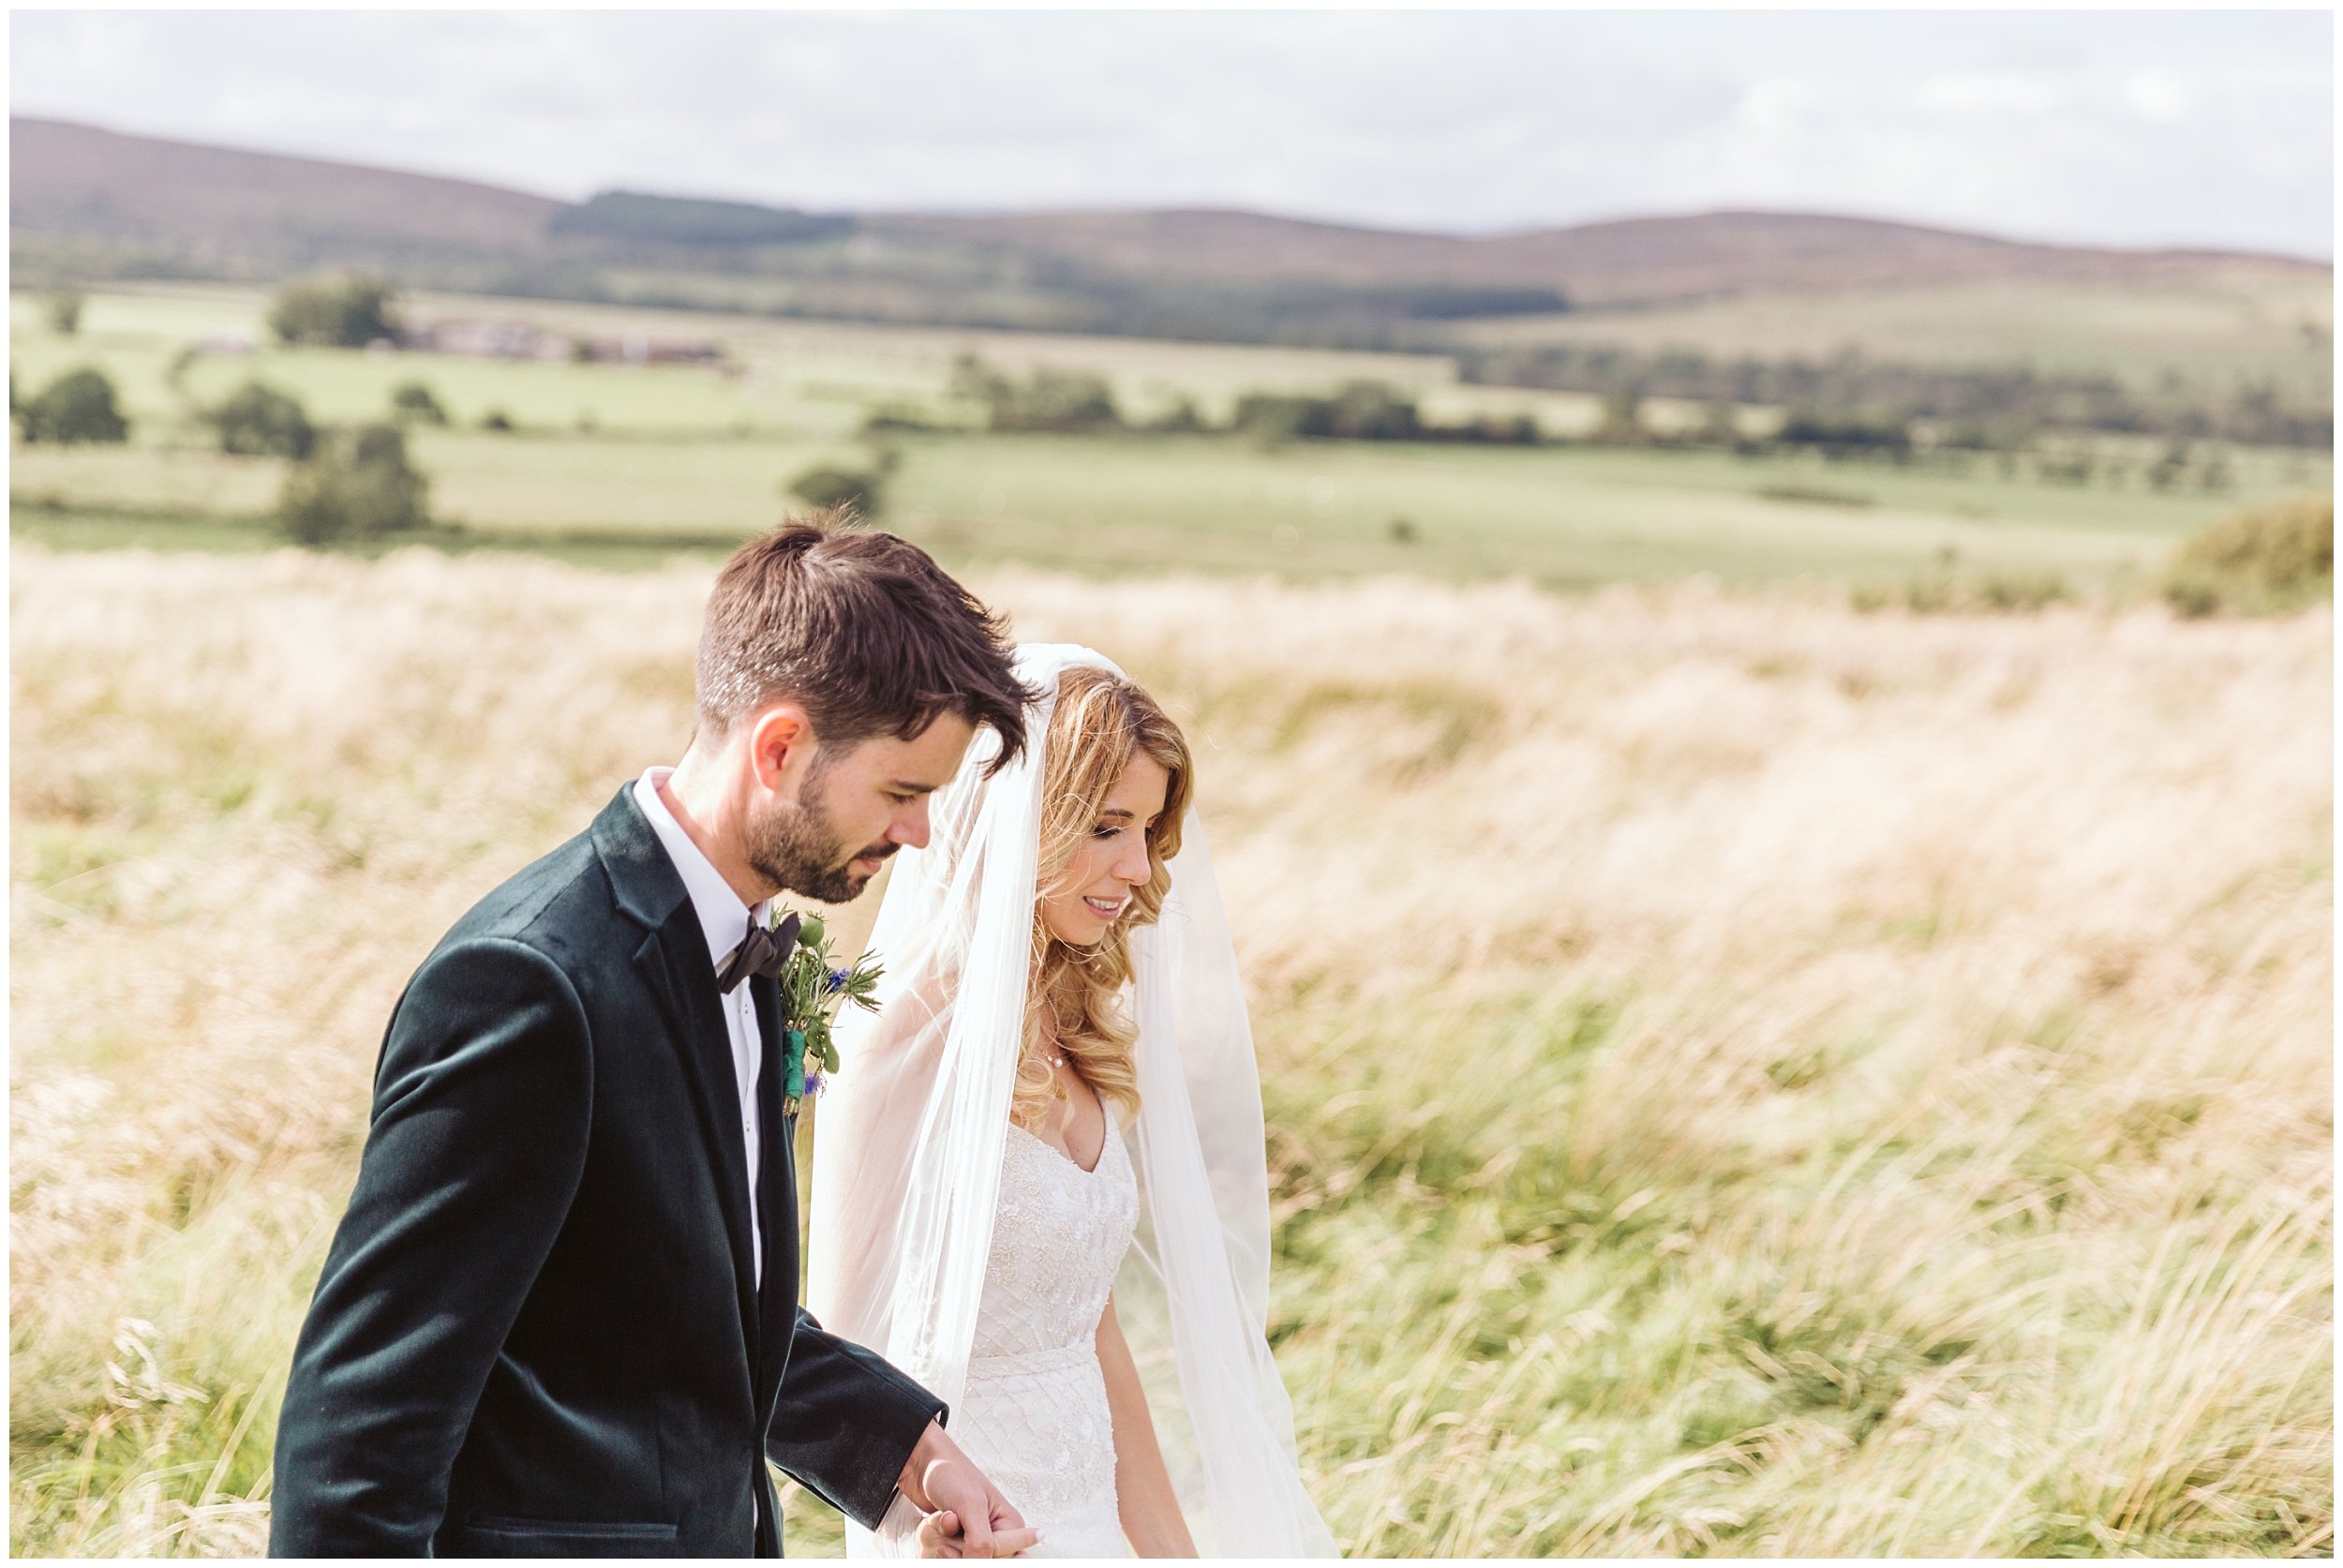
[971,1118,1139,1359]
[949,1116,1142,1556]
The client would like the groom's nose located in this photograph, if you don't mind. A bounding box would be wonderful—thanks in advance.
[889,797,933,851]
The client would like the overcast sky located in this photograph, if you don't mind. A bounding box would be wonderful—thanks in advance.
[10,9,2334,258]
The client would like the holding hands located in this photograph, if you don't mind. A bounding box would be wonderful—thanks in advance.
[900,1420,1040,1558]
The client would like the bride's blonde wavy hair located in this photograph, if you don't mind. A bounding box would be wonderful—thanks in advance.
[1014,665,1194,1130]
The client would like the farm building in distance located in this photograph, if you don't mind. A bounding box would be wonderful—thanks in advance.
[404,317,723,366]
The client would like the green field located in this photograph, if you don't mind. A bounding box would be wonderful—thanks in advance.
[1449,274,2336,399]
[11,285,2330,590]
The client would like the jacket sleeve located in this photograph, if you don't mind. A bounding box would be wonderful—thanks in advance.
[766,1308,948,1530]
[269,937,592,1557]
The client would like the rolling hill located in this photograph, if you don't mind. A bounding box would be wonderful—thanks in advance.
[13,115,2323,335]
[858,205,2320,306]
[11,116,559,278]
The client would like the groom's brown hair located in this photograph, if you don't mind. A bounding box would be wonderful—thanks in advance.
[696,506,1035,771]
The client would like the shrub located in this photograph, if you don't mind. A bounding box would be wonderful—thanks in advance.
[1975,573,2073,612]
[1324,381,1422,441]
[1001,368,1121,432]
[14,366,130,444]
[1230,392,1309,442]
[1775,411,1914,457]
[860,404,938,435]
[1590,389,1648,446]
[1233,381,1422,442]
[2147,442,2193,491]
[951,353,1123,433]
[1144,397,1207,434]
[266,277,399,349]
[389,382,449,426]
[786,464,885,515]
[1758,482,1875,508]
[276,425,430,545]
[2163,497,2335,617]
[208,381,316,459]
[1440,413,1542,446]
[1851,569,2074,615]
[479,409,515,433]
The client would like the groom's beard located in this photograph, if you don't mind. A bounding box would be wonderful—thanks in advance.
[745,765,898,904]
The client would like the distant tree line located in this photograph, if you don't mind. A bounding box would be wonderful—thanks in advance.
[901,354,2272,498]
[998,261,1568,347]
[1455,343,2333,451]
[549,191,851,247]
[564,251,1570,348]
[1228,382,1542,445]
[543,191,1571,332]
[18,220,1585,349]
[936,354,1543,446]
[948,355,1124,434]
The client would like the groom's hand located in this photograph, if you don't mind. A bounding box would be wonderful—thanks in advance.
[900,1420,1039,1558]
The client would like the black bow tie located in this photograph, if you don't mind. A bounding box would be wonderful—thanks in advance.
[715,911,800,995]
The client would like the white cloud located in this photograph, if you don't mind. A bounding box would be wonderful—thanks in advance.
[1916,72,2068,118]
[7,9,2332,257]
[2123,70,2195,125]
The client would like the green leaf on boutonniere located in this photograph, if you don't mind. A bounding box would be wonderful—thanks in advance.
[771,909,883,1107]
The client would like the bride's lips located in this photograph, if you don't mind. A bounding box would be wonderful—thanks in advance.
[1082,895,1127,920]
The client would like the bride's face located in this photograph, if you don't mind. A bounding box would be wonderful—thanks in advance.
[1040,750,1171,948]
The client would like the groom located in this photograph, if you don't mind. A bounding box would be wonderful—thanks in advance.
[271,515,1040,1557]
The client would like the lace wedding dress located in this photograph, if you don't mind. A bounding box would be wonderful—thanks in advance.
[952,1118,1140,1559]
[813,647,1338,1560]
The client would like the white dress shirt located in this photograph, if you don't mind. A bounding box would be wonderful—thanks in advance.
[635,767,770,1289]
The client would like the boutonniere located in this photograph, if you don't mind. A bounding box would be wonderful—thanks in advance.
[773,913,883,1114]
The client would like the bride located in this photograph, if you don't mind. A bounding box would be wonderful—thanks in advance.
[807,646,1336,1559]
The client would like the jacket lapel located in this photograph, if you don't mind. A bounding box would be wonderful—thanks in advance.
[591,787,761,1354]
[752,971,798,1419]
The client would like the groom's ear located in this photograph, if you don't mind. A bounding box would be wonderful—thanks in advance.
[745,704,814,791]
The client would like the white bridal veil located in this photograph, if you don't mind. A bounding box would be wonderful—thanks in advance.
[805,644,1337,1558]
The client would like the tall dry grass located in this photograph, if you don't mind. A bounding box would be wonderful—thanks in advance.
[9,543,2331,1556]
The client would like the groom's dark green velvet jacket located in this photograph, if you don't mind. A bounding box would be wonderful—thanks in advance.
[271,786,944,1557]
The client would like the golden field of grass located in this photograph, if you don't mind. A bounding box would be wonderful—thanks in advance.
[8,542,2332,1556]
